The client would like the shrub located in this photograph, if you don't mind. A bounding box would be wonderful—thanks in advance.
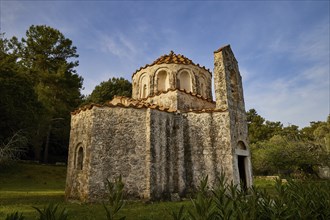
[33,203,68,220]
[171,176,330,220]
[103,175,126,220]
[5,212,25,220]
[0,131,27,167]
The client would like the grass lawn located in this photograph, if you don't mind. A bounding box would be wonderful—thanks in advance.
[3,163,320,219]
[0,162,188,219]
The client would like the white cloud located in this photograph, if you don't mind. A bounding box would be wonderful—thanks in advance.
[245,63,329,127]
[98,32,137,58]
[267,19,329,63]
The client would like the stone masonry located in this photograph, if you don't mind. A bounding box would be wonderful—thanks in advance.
[65,45,253,202]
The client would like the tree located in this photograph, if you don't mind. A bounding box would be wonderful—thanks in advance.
[0,36,41,143]
[247,109,282,144]
[84,77,132,104]
[10,25,83,162]
[249,109,330,177]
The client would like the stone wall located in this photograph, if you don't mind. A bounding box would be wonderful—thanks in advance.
[65,109,94,202]
[146,109,236,198]
[146,90,215,111]
[88,107,149,201]
[177,91,215,111]
[66,106,151,202]
[66,105,242,202]
[148,110,186,199]
[184,111,235,187]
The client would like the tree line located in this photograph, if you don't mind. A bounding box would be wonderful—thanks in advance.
[247,109,330,177]
[0,25,131,164]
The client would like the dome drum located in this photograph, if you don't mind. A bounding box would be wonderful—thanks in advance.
[132,52,212,110]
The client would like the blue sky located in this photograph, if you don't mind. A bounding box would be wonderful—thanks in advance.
[1,0,329,128]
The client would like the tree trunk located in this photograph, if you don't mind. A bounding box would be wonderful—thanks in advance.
[43,123,52,163]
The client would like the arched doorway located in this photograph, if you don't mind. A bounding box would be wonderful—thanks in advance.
[237,155,247,190]
[236,141,249,190]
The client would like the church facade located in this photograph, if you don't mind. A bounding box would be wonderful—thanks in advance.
[65,45,253,202]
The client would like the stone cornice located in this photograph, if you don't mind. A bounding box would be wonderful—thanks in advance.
[139,88,215,103]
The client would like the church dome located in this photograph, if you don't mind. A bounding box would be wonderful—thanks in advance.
[132,51,211,77]
[151,51,194,65]
[132,51,213,101]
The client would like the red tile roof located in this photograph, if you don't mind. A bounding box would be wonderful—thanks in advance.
[132,51,212,77]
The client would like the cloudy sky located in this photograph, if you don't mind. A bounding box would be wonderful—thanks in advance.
[1,0,329,128]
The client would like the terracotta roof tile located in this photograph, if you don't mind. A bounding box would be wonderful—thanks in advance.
[71,96,177,115]
[132,51,211,77]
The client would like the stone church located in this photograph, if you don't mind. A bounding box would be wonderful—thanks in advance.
[65,45,253,202]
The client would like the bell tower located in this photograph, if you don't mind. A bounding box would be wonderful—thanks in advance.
[213,45,245,112]
[213,45,252,188]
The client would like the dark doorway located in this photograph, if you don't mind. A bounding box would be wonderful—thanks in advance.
[238,156,247,190]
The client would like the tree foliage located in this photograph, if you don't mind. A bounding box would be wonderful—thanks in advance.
[0,37,42,142]
[84,77,132,104]
[1,25,84,163]
[248,109,330,177]
[172,175,330,220]
[247,109,283,144]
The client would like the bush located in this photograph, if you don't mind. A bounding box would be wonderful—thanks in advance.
[251,135,329,177]
[0,131,27,167]
[5,212,25,220]
[33,203,68,220]
[103,175,126,220]
[171,176,330,220]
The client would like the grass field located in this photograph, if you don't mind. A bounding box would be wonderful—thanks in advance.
[1,163,290,219]
[0,162,190,220]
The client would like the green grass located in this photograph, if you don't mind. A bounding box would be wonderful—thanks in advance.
[4,163,324,219]
[0,162,188,219]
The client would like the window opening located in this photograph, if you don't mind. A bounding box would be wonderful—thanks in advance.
[77,147,84,170]
[178,71,191,92]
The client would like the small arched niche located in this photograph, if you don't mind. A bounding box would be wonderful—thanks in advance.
[177,70,192,92]
[157,70,169,92]
[75,145,84,170]
[139,74,149,98]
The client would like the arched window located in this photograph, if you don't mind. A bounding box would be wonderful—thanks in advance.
[237,141,247,150]
[76,146,84,170]
[178,71,192,92]
[157,70,169,92]
[139,74,149,98]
